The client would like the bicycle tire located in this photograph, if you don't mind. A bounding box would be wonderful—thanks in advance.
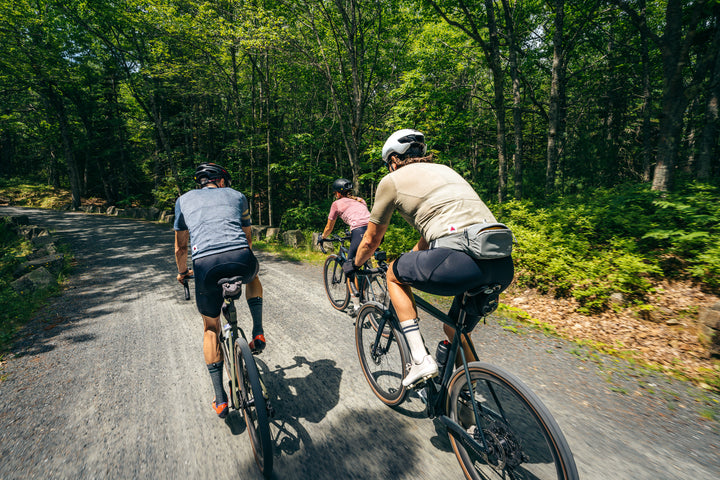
[445,362,578,480]
[234,337,273,478]
[354,303,410,406]
[323,254,350,311]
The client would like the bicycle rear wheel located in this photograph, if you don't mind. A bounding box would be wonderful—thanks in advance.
[323,255,350,311]
[354,304,410,406]
[234,337,273,477]
[445,362,578,480]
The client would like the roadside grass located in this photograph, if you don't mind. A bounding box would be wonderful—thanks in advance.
[0,219,74,356]
[0,182,72,209]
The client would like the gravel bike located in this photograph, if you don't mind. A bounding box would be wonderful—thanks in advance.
[318,232,388,312]
[216,276,274,478]
[353,264,579,480]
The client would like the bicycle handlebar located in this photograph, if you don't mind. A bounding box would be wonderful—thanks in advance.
[354,263,388,276]
[181,275,194,300]
[317,231,352,254]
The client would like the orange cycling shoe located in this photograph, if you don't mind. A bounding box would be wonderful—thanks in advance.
[212,399,228,418]
[249,334,266,353]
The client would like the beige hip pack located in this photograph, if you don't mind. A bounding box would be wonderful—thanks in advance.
[429,222,514,260]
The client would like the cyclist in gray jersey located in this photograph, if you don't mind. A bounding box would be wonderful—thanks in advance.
[349,130,514,388]
[174,162,266,418]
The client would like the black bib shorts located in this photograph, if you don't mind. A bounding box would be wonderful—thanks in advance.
[392,247,514,297]
[192,247,259,317]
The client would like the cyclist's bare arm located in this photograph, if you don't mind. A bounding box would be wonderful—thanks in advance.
[242,225,253,250]
[354,222,387,267]
[322,218,336,238]
[174,230,193,283]
[413,236,430,251]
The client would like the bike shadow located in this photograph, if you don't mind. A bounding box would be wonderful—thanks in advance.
[257,355,342,456]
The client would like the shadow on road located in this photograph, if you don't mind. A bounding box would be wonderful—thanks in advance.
[3,208,177,358]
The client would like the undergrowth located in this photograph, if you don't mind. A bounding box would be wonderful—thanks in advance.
[0,217,70,353]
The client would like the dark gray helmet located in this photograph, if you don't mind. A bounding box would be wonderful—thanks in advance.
[194,162,231,186]
[332,178,353,193]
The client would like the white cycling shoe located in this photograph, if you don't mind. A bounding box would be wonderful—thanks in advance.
[402,355,438,388]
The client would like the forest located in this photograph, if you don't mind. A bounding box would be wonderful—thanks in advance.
[1,1,719,312]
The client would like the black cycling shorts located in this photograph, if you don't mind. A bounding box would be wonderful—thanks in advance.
[192,247,259,317]
[392,248,514,297]
[348,225,367,261]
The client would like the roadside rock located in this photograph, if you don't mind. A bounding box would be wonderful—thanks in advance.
[699,302,720,358]
[282,230,305,248]
[11,266,55,293]
[14,254,65,277]
[265,227,280,241]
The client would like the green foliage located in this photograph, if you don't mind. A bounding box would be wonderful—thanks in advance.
[379,220,420,259]
[279,203,327,231]
[0,219,43,350]
[498,182,720,313]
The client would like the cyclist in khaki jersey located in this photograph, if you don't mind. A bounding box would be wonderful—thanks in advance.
[346,129,515,387]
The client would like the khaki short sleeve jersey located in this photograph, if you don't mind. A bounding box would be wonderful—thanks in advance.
[369,163,497,242]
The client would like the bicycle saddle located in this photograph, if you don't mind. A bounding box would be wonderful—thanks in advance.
[217,276,244,299]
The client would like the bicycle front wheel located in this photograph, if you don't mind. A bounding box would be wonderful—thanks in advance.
[323,255,350,311]
[445,362,578,480]
[354,303,410,406]
[234,337,273,478]
[361,274,388,308]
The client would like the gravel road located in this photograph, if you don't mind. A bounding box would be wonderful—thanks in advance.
[0,206,718,480]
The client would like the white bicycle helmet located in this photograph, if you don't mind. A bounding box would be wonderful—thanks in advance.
[381,129,427,165]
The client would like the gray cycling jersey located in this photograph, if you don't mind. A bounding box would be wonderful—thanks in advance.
[174,187,251,259]
[369,162,496,242]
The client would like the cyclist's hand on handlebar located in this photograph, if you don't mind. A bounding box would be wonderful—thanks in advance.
[342,259,360,280]
[177,269,193,284]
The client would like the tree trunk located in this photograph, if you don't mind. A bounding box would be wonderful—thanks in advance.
[696,19,720,181]
[502,0,523,199]
[484,0,508,203]
[651,0,687,192]
[546,0,565,196]
[639,0,653,182]
[44,84,81,209]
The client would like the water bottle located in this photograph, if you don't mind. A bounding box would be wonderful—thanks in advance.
[435,340,450,377]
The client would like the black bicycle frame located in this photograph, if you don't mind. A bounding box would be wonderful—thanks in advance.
[411,294,498,458]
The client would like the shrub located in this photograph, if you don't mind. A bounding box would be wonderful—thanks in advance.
[280,203,328,231]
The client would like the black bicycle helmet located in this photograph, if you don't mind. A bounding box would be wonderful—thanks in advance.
[194,162,231,186]
[332,178,353,193]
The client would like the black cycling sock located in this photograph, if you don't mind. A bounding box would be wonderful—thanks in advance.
[207,361,227,404]
[247,296,263,338]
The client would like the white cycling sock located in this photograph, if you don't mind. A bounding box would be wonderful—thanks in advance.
[400,318,427,364]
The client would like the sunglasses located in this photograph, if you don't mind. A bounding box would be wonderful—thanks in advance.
[397,134,424,144]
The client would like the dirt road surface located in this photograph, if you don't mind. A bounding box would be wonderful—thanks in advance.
[1,207,718,479]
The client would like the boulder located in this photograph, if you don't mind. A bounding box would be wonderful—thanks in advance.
[265,227,280,241]
[251,225,269,239]
[698,302,720,358]
[14,254,65,277]
[282,230,306,248]
[158,211,174,224]
[312,232,331,252]
[11,267,55,293]
[17,226,49,240]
